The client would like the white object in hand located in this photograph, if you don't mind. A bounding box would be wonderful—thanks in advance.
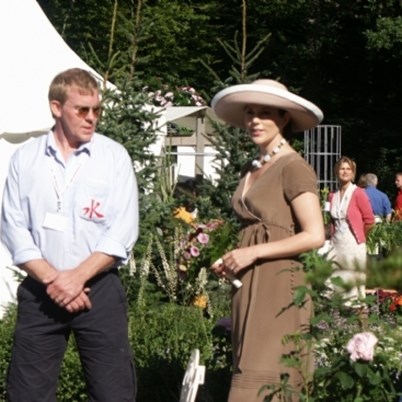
[214,258,243,289]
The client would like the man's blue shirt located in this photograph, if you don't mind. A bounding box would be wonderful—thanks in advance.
[365,185,392,218]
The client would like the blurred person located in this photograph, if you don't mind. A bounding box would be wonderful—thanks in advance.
[1,68,138,401]
[210,79,325,402]
[364,173,392,222]
[327,157,375,304]
[357,173,367,188]
[394,172,402,221]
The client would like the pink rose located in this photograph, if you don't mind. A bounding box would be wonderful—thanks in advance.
[197,233,209,245]
[346,332,378,362]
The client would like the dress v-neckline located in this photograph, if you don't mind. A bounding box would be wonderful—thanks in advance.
[242,161,274,199]
[241,153,294,199]
[242,171,252,200]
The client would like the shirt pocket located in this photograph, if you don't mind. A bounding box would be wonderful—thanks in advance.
[76,178,110,224]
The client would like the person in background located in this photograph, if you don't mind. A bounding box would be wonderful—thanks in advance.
[210,79,325,402]
[327,157,375,304]
[0,68,138,401]
[364,173,392,223]
[393,172,402,221]
[357,173,367,188]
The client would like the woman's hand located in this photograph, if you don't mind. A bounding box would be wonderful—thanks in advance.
[210,258,226,277]
[222,248,256,275]
[211,247,256,276]
[210,257,243,289]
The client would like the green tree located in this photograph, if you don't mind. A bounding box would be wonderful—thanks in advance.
[36,0,402,199]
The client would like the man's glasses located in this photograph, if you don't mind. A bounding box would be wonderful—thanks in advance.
[64,102,102,118]
[74,105,102,118]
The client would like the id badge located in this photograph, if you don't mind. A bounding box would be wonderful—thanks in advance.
[43,213,67,232]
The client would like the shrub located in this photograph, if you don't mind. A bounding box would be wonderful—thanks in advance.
[0,305,16,400]
[0,293,232,402]
[130,302,231,402]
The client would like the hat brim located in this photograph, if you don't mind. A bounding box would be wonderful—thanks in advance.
[211,84,323,132]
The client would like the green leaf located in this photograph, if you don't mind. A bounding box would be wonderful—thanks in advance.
[293,286,307,306]
[354,361,369,377]
[367,369,382,386]
[335,371,355,390]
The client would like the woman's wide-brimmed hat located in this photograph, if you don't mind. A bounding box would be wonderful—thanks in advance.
[211,79,323,132]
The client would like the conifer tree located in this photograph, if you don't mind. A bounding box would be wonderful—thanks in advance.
[197,0,270,221]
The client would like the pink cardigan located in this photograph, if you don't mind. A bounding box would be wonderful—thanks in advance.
[329,187,375,244]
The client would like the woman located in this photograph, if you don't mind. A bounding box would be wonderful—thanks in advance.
[327,156,375,303]
[210,79,325,402]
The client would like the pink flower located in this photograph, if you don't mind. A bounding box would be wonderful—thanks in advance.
[190,246,200,257]
[197,233,209,245]
[206,219,223,230]
[183,251,191,261]
[346,332,378,362]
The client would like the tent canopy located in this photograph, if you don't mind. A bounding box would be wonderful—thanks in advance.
[0,0,112,135]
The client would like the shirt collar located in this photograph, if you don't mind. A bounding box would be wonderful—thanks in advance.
[45,130,93,159]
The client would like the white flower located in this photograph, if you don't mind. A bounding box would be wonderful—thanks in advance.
[346,332,378,362]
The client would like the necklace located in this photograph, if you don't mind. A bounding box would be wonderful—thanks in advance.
[251,138,287,170]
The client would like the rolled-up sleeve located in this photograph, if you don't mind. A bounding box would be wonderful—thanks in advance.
[1,151,44,265]
[94,149,139,263]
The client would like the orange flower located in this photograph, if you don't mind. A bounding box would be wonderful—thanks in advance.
[389,294,402,312]
[193,294,208,309]
[396,295,402,306]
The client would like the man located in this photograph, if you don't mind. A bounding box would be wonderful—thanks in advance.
[364,173,392,222]
[1,68,138,401]
[394,172,402,221]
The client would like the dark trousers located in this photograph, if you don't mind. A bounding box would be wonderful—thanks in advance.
[6,270,136,402]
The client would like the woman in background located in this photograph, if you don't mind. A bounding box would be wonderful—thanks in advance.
[327,156,375,304]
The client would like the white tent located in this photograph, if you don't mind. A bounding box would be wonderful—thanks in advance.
[0,0,117,315]
[0,0,112,135]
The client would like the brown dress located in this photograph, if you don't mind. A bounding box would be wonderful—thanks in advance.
[228,153,318,402]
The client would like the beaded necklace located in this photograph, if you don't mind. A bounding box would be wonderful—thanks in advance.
[251,138,287,170]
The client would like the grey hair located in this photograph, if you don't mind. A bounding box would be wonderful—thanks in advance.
[365,173,378,187]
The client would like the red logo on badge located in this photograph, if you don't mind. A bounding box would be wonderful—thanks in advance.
[83,199,104,219]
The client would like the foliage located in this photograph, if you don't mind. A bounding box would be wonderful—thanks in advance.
[366,221,402,256]
[366,16,402,55]
[37,0,402,196]
[129,301,231,402]
[259,251,402,402]
[199,119,255,220]
[367,248,402,292]
[57,338,87,401]
[319,187,332,242]
[98,78,161,194]
[138,218,237,307]
[0,305,17,400]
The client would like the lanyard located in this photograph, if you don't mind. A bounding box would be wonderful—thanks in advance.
[49,160,83,212]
